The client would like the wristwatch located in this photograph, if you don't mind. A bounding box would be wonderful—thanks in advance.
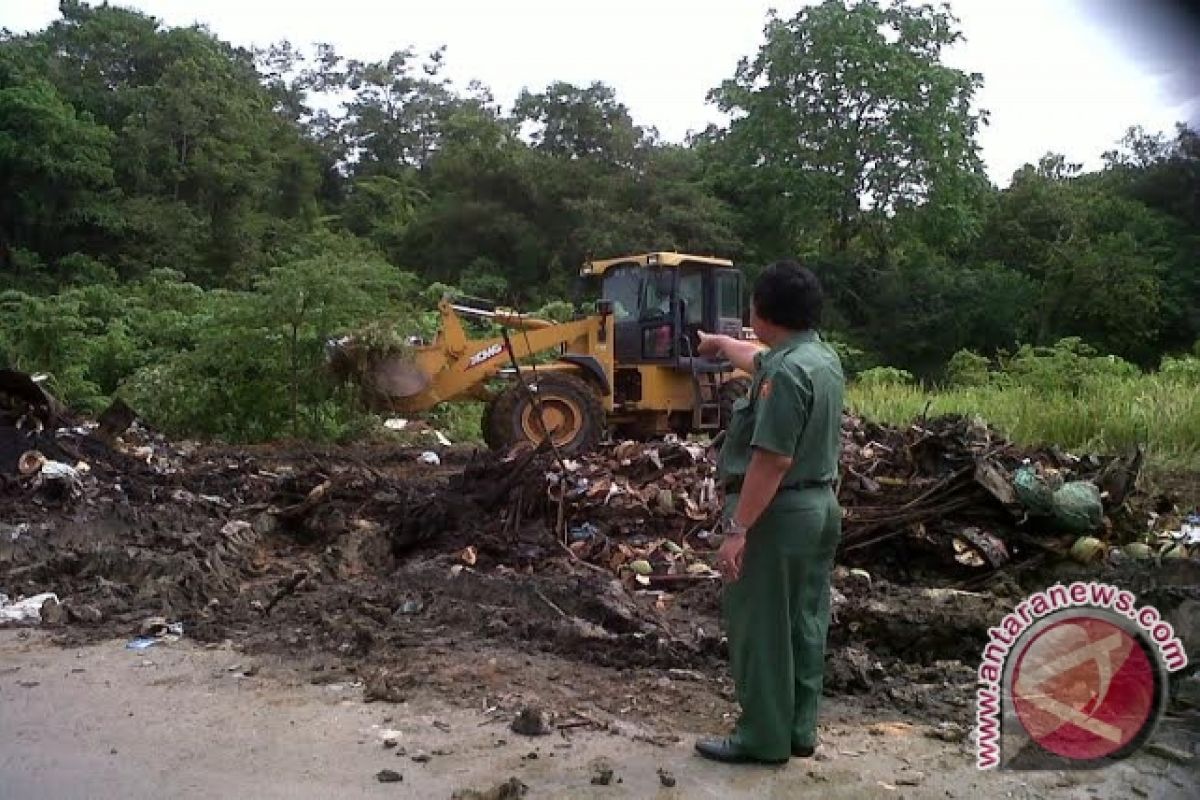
[726,519,749,536]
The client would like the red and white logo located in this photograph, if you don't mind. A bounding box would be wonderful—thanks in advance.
[975,582,1186,770]
[1011,613,1159,762]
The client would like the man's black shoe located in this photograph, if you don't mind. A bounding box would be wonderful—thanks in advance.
[694,737,788,765]
[792,745,815,758]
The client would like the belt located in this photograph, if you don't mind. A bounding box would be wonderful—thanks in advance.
[722,476,834,494]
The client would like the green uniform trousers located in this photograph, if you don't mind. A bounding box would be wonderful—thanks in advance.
[722,487,841,761]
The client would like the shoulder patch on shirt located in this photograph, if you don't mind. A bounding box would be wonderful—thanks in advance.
[758,378,772,400]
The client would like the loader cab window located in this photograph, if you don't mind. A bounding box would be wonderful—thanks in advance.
[679,271,704,326]
[639,270,674,320]
[601,265,640,321]
[717,271,741,320]
[678,269,705,357]
[604,264,652,362]
[715,269,744,337]
[638,271,676,361]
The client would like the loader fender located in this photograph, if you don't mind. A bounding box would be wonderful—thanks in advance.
[557,355,610,396]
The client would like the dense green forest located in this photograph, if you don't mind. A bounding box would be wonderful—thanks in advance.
[1,1,1197,444]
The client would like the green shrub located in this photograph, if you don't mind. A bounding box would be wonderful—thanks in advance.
[997,338,1138,394]
[946,349,991,387]
[1160,355,1200,384]
[421,282,460,306]
[428,401,484,444]
[459,266,508,301]
[855,366,915,386]
[535,300,576,322]
[823,333,874,376]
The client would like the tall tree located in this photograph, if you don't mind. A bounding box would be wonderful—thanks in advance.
[974,155,1173,362]
[336,47,460,175]
[1102,124,1200,352]
[2,1,322,286]
[513,81,649,167]
[0,66,115,282]
[707,0,986,259]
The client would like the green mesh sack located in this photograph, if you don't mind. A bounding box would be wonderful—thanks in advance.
[1051,482,1103,533]
[1013,466,1055,516]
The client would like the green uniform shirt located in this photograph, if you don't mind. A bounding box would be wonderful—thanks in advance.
[718,331,844,490]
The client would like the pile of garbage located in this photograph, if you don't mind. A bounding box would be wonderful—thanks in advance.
[835,413,1154,575]
[1,364,1193,625]
[1,369,1196,727]
[0,369,175,501]
[455,413,1174,587]
[550,439,722,587]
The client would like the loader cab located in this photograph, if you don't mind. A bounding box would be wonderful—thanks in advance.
[585,253,744,367]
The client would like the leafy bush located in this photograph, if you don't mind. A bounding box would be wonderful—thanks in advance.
[997,338,1138,394]
[2,232,438,442]
[421,282,460,306]
[428,401,484,443]
[1159,355,1200,384]
[535,300,576,322]
[855,366,915,386]
[822,333,875,377]
[945,349,991,387]
[459,265,509,301]
[0,289,104,409]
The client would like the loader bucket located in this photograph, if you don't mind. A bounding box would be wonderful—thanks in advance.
[326,338,432,410]
[367,354,432,399]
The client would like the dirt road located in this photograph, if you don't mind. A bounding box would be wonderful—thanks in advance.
[2,632,1194,800]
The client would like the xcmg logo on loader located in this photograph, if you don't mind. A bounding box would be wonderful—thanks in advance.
[468,343,506,368]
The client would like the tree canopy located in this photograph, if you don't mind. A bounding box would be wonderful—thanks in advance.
[1,0,1197,439]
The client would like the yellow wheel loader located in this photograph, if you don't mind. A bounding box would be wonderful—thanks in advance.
[339,253,760,455]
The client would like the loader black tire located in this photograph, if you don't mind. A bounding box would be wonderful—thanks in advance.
[481,394,504,451]
[487,371,604,456]
[718,376,752,430]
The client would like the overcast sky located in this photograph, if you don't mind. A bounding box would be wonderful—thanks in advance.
[4,0,1195,185]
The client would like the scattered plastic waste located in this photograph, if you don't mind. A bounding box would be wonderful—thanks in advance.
[0,592,60,624]
[18,450,46,475]
[1069,536,1106,564]
[419,451,441,466]
[126,619,184,649]
[2,523,29,542]
[394,599,424,616]
[569,523,600,542]
[1170,513,1200,545]
[126,637,159,650]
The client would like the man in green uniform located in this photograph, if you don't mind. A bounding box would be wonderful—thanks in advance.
[693,260,844,765]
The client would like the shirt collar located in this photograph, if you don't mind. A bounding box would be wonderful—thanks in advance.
[777,330,818,349]
[758,330,816,367]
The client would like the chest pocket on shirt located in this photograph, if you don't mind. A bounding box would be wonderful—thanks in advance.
[726,395,755,450]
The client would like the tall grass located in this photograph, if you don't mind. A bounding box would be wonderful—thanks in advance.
[848,374,1200,471]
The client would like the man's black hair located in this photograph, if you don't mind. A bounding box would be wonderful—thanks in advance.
[751,260,823,330]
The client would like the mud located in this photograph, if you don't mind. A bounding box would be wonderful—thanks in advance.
[2,423,1198,745]
[10,631,1196,800]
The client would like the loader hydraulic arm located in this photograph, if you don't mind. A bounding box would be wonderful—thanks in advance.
[388,298,611,413]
